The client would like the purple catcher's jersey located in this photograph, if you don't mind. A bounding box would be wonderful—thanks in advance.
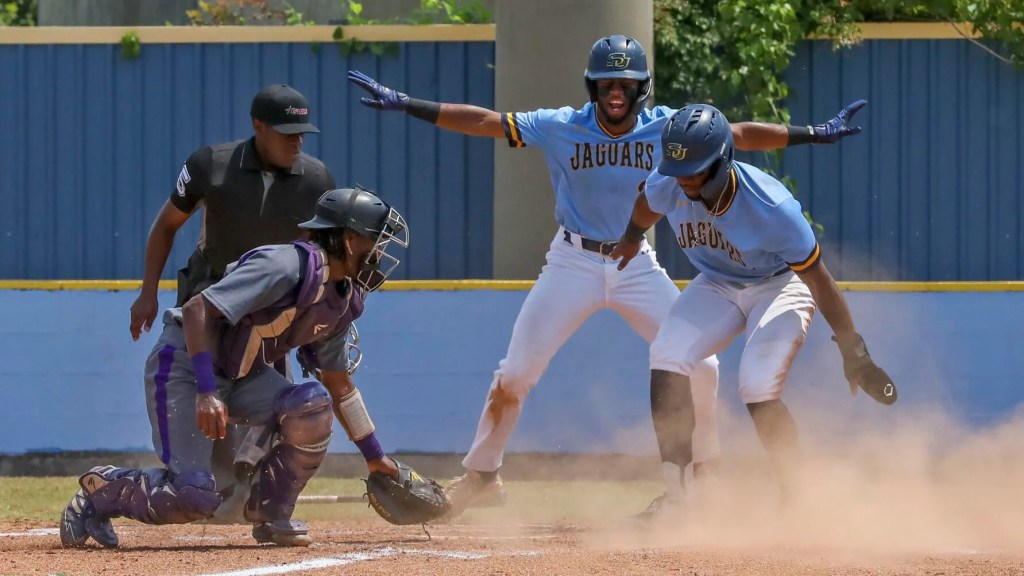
[643,161,821,283]
[503,103,676,241]
[197,242,363,379]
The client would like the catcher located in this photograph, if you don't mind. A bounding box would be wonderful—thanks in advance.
[60,187,446,550]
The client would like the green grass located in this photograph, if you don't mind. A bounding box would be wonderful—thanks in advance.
[0,476,663,524]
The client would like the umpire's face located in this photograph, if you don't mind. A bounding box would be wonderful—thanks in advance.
[253,119,304,169]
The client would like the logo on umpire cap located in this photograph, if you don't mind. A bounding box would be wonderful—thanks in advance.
[285,106,308,116]
[666,143,688,160]
[606,52,631,69]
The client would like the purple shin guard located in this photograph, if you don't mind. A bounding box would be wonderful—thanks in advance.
[245,442,327,523]
[83,465,221,525]
[246,382,332,524]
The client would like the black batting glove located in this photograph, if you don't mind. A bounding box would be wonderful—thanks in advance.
[833,332,897,405]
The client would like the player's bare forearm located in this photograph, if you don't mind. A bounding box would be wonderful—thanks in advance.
[181,294,222,357]
[797,261,857,339]
[435,104,506,139]
[631,192,663,231]
[731,122,789,151]
[140,202,190,295]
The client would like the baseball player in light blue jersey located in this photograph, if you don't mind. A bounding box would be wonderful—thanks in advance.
[59,187,411,548]
[348,34,866,520]
[612,104,896,507]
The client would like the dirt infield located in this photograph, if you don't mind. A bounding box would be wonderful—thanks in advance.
[3,517,1023,576]
[7,407,1024,574]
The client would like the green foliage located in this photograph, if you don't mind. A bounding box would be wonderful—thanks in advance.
[653,0,861,122]
[654,0,1024,121]
[334,0,491,56]
[120,30,142,60]
[0,0,36,26]
[185,0,315,26]
[653,0,1021,235]
[847,0,1024,67]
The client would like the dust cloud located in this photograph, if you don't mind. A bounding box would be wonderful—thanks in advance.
[591,403,1024,556]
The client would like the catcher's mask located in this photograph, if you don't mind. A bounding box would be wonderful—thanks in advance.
[300,186,409,292]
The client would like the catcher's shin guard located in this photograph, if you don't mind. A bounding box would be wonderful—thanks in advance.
[650,370,696,477]
[246,382,332,524]
[82,465,221,525]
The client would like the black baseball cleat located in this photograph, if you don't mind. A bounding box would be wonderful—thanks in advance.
[252,519,313,547]
[59,488,119,549]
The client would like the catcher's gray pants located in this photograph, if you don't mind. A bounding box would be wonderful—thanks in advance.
[143,322,293,480]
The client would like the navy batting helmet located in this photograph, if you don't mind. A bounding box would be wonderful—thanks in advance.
[583,35,651,115]
[300,186,409,291]
[658,104,734,202]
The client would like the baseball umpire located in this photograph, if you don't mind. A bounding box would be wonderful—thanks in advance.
[130,83,335,337]
[60,187,425,548]
[612,104,896,506]
[348,35,865,520]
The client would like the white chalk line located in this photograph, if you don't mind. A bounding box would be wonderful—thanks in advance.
[0,528,59,537]
[192,546,542,576]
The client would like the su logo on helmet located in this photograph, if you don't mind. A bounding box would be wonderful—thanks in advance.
[666,143,688,160]
[606,52,631,69]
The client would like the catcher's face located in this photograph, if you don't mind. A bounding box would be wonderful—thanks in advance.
[336,218,407,292]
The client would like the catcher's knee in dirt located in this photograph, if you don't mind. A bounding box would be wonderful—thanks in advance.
[86,466,221,524]
[158,469,222,523]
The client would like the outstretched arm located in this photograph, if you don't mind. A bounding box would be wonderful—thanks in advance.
[348,70,505,138]
[732,100,867,151]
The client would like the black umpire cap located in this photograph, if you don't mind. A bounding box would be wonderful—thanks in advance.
[251,84,320,134]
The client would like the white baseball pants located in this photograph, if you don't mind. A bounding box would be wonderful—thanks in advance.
[650,271,816,405]
[462,229,721,472]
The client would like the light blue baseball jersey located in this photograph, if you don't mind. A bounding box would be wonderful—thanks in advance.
[643,161,821,283]
[502,103,675,241]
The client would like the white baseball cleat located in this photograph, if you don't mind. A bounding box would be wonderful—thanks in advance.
[443,470,507,517]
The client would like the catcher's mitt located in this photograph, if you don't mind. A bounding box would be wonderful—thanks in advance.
[833,333,897,405]
[365,459,449,525]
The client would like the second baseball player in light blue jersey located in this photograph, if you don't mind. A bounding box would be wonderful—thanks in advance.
[503,103,673,241]
[615,104,896,508]
[643,163,820,284]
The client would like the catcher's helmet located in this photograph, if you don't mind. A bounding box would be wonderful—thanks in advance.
[300,186,409,291]
[658,104,734,203]
[583,35,651,115]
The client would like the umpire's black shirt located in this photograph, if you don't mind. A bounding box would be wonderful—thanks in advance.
[170,137,336,305]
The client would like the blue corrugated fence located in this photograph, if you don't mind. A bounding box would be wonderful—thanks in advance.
[0,41,495,280]
[2,38,1022,280]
